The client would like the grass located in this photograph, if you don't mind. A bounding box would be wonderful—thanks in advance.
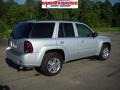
[94,27,120,32]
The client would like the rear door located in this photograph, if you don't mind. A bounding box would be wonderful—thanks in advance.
[57,22,78,61]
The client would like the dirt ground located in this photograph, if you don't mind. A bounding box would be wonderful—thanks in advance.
[0,32,120,90]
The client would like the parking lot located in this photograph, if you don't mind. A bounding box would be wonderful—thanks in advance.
[0,32,120,90]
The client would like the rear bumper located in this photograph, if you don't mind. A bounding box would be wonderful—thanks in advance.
[6,47,21,65]
[6,47,41,67]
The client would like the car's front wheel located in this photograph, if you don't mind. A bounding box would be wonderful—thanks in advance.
[40,52,63,76]
[98,44,110,60]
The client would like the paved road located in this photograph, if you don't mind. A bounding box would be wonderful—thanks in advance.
[0,33,120,90]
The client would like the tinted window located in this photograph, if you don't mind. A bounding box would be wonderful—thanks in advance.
[58,23,75,37]
[76,24,93,37]
[31,23,55,38]
[13,22,34,39]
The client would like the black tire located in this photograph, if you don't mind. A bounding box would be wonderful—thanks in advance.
[40,52,63,76]
[97,44,110,60]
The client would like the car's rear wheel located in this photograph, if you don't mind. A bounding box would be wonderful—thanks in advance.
[40,52,63,76]
[98,44,110,60]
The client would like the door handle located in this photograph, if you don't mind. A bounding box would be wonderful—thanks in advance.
[60,41,64,44]
[81,40,84,43]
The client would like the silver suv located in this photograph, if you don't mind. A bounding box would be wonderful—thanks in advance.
[6,20,111,76]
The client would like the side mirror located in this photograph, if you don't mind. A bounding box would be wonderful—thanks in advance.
[92,32,98,38]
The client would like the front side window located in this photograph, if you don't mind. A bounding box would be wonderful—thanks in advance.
[58,23,75,38]
[76,24,93,37]
[31,23,55,38]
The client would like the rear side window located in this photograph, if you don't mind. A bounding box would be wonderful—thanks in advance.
[58,23,75,37]
[13,22,34,39]
[31,23,55,38]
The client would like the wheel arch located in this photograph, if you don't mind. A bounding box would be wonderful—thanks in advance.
[44,49,65,63]
[97,41,111,55]
[102,42,111,51]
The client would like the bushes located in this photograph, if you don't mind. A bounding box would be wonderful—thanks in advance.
[0,20,6,38]
[0,20,11,38]
[94,27,120,32]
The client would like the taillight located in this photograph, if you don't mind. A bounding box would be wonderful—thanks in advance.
[24,40,33,53]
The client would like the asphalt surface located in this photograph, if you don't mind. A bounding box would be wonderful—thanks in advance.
[0,33,120,90]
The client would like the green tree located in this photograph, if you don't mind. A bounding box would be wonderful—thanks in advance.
[0,1,12,17]
[78,0,101,27]
[0,20,6,37]
[100,0,112,27]
[78,0,91,23]
[2,3,22,28]
[49,9,70,20]
[112,3,120,27]
[68,9,79,20]
[37,4,52,19]
[2,2,37,28]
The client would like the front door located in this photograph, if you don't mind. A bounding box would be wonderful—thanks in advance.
[75,23,98,58]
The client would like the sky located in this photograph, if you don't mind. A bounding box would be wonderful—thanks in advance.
[101,0,120,5]
[15,0,120,5]
[14,0,26,4]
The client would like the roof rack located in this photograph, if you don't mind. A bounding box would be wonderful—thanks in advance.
[19,19,92,27]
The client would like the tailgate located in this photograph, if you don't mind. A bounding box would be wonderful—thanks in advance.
[9,39,25,54]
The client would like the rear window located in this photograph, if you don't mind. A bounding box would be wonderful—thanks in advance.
[31,23,55,38]
[12,22,55,39]
[13,22,34,39]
